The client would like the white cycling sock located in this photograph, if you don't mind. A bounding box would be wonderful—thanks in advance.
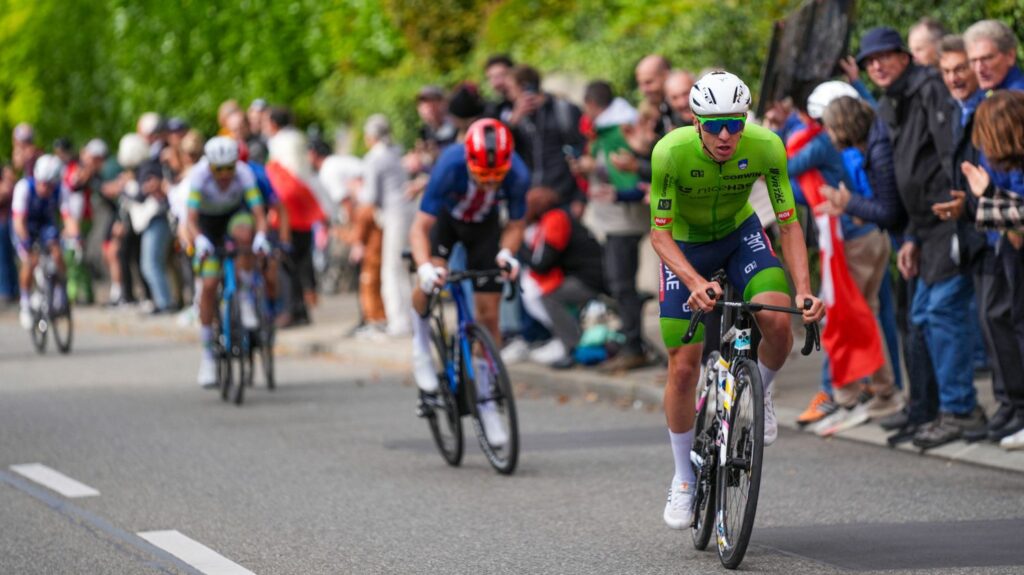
[200,325,214,358]
[758,360,778,393]
[669,429,696,485]
[109,283,121,303]
[475,358,495,412]
[412,314,432,357]
[20,293,30,308]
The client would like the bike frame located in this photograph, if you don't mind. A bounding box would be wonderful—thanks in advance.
[435,279,476,401]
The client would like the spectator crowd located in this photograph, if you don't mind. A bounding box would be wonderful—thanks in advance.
[1,16,1023,453]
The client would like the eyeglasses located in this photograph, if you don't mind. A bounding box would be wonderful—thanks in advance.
[697,115,746,135]
[212,164,235,174]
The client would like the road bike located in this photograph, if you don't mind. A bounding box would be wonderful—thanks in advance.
[419,267,519,474]
[28,248,73,354]
[684,271,819,569]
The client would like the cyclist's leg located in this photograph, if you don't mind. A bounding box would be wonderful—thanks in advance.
[725,216,791,445]
[411,214,454,394]
[724,217,792,371]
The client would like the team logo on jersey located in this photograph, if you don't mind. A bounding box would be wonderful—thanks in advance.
[777,208,794,221]
[690,169,704,178]
[654,217,673,227]
[738,159,748,170]
[657,199,672,210]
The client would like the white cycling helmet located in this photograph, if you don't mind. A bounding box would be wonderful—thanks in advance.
[33,154,64,183]
[204,136,239,167]
[689,71,752,116]
[117,133,149,169]
[806,81,861,120]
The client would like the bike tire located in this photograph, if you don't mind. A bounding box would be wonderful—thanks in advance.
[691,351,720,551]
[218,307,234,403]
[30,308,47,354]
[50,281,73,354]
[231,297,248,406]
[462,324,519,475]
[716,358,764,570]
[426,315,463,466]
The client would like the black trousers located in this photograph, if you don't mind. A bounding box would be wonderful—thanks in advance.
[996,241,1024,409]
[604,234,643,355]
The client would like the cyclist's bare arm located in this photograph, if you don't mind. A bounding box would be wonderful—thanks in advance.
[186,208,201,244]
[651,228,722,313]
[410,211,438,269]
[251,204,268,235]
[499,219,525,257]
[775,221,824,322]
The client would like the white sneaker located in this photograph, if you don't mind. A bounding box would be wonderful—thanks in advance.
[479,408,508,447]
[764,384,778,446]
[528,339,567,365]
[500,338,530,365]
[1000,427,1024,451]
[19,304,33,330]
[812,402,870,437]
[663,478,695,529]
[412,347,438,393]
[197,354,218,389]
[239,297,259,330]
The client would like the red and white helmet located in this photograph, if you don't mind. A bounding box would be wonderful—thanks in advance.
[464,119,513,184]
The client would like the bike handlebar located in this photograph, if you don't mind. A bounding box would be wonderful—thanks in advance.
[682,295,820,356]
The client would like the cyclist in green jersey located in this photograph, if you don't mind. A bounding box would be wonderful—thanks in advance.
[650,71,825,529]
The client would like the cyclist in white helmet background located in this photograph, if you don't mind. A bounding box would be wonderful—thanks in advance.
[11,154,80,330]
[649,71,824,529]
[186,136,271,388]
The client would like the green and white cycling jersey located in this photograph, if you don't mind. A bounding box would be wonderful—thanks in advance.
[649,123,798,242]
[187,158,262,216]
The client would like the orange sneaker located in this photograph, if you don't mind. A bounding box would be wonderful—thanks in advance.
[796,391,837,427]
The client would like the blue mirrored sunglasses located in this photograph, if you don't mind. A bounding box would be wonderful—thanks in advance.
[698,116,746,135]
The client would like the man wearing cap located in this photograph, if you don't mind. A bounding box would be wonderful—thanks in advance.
[246,100,270,165]
[857,26,985,448]
[12,123,40,178]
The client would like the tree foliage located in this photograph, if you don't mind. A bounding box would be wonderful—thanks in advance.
[0,0,1021,161]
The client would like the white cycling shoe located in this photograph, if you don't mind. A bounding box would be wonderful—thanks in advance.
[479,408,508,448]
[197,355,218,389]
[663,478,695,529]
[412,347,438,393]
[764,385,778,446]
[19,305,33,331]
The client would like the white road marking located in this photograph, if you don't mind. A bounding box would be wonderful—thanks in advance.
[9,463,100,498]
[138,530,255,575]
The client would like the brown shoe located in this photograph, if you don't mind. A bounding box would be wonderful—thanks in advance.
[598,352,648,374]
[865,393,906,420]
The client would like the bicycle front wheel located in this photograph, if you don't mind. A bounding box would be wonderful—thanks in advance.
[463,324,519,475]
[30,307,47,354]
[691,351,720,551]
[716,358,764,569]
[425,316,463,466]
[50,283,73,354]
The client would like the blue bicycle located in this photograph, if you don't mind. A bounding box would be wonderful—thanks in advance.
[419,268,519,474]
[210,244,275,405]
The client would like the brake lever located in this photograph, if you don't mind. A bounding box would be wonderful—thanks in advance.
[681,288,717,344]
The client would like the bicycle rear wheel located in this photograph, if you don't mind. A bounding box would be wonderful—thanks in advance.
[691,351,720,551]
[716,358,764,569]
[50,281,73,354]
[463,324,519,475]
[425,316,463,466]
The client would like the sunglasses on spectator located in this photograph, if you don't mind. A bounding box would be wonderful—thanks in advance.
[212,164,235,173]
[697,115,746,135]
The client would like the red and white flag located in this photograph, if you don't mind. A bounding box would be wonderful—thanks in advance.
[786,125,883,387]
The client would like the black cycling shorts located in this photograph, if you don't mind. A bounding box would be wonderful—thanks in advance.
[430,210,502,293]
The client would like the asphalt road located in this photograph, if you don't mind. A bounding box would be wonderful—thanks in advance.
[2,319,1024,574]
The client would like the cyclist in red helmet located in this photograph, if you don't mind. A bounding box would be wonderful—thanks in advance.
[409,118,530,444]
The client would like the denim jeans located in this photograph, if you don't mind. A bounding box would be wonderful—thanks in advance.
[140,216,172,310]
[0,217,18,300]
[910,274,977,415]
